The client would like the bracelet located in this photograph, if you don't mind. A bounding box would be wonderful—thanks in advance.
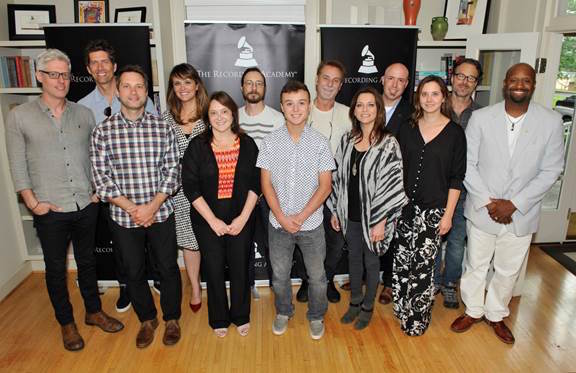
[31,201,40,211]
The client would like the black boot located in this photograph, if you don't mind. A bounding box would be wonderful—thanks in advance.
[327,281,341,303]
[296,280,308,303]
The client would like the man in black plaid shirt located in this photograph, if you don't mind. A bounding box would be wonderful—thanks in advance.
[90,65,182,348]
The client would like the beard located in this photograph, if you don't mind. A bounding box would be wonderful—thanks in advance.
[243,91,264,104]
[505,89,533,104]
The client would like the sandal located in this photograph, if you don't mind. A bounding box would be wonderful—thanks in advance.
[214,328,228,338]
[237,323,250,337]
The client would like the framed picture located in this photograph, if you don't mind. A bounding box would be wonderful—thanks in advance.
[74,0,109,24]
[114,7,147,23]
[7,4,56,41]
[443,0,490,40]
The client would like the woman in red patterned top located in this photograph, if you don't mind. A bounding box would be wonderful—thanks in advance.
[182,92,260,338]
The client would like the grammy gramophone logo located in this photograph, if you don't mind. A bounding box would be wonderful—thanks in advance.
[234,36,258,67]
[358,44,378,74]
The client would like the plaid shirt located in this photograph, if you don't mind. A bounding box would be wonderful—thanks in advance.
[90,111,180,228]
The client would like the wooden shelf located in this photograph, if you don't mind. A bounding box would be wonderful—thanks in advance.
[0,40,46,48]
[0,87,41,94]
[417,40,466,48]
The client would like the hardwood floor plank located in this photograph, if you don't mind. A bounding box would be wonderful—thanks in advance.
[0,246,575,372]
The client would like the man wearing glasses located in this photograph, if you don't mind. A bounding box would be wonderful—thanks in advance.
[434,58,483,309]
[238,67,284,299]
[78,39,158,313]
[295,60,351,304]
[5,49,124,351]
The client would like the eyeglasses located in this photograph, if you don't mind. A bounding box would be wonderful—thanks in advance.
[454,73,478,83]
[39,70,71,80]
[243,80,265,88]
[104,107,112,117]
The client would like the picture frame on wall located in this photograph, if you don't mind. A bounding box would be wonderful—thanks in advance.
[443,0,490,40]
[114,7,147,23]
[7,4,56,41]
[74,0,109,24]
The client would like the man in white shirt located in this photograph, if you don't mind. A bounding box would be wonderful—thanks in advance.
[238,67,284,298]
[451,63,565,344]
[296,61,351,304]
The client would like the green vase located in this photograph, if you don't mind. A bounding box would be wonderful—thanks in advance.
[431,17,449,41]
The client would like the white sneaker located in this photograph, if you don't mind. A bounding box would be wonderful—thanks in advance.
[272,315,290,335]
[309,320,325,340]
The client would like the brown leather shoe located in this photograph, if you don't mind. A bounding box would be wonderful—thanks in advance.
[136,318,159,348]
[340,282,351,291]
[485,319,515,344]
[85,311,124,333]
[450,314,483,333]
[163,319,181,346]
[378,287,393,305]
[61,323,84,351]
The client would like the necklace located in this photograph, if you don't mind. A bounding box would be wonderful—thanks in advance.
[351,148,363,177]
[505,112,526,132]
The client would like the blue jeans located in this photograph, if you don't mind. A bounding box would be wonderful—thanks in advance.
[269,223,328,321]
[435,192,467,285]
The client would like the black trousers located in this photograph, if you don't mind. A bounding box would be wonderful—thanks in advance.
[109,215,182,322]
[293,205,346,282]
[194,218,252,329]
[34,203,101,326]
[248,197,273,286]
[380,237,397,287]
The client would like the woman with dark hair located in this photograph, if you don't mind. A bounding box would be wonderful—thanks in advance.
[182,91,260,337]
[162,63,209,312]
[393,75,466,336]
[328,86,407,330]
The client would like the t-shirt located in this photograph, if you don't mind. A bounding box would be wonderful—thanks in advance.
[309,101,352,154]
[238,105,284,149]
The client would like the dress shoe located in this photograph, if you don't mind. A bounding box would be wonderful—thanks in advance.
[296,280,308,303]
[378,287,393,305]
[61,323,84,351]
[450,314,483,333]
[136,318,159,348]
[163,319,181,346]
[327,281,341,303]
[485,319,515,344]
[189,302,202,313]
[85,311,124,333]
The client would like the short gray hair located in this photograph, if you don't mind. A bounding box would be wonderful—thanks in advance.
[36,49,71,72]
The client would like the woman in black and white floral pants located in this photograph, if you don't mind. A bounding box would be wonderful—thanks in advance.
[393,76,466,336]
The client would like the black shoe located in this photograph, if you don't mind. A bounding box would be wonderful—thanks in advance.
[116,285,131,313]
[296,280,308,303]
[327,281,341,303]
[153,281,161,295]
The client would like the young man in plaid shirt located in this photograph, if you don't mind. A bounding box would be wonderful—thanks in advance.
[90,65,182,348]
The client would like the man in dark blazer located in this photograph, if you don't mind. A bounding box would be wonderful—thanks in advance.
[378,62,412,304]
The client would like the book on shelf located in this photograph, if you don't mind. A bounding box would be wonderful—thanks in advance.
[0,56,37,88]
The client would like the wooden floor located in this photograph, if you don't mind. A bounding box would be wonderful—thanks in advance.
[1,246,575,373]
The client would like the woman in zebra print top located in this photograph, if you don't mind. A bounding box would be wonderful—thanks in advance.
[327,86,407,330]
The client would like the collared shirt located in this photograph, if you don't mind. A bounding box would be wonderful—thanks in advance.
[384,99,401,125]
[451,99,482,130]
[309,101,351,154]
[78,86,157,124]
[5,97,95,212]
[90,111,180,228]
[257,125,335,230]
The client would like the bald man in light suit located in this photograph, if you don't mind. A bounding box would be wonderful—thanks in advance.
[450,63,565,344]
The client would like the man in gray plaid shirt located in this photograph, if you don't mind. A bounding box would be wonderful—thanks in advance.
[90,65,182,348]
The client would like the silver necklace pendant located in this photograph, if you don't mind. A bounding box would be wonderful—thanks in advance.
[352,162,357,176]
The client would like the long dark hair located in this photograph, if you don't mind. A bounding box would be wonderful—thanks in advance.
[166,63,208,125]
[348,86,390,145]
[411,75,451,126]
[201,91,243,143]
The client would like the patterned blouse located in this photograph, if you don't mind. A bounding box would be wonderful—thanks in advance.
[212,137,240,199]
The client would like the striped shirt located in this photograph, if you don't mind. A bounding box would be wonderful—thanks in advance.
[90,111,180,228]
[257,125,335,231]
[238,105,284,148]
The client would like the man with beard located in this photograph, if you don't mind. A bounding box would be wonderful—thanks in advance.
[450,63,564,344]
[435,58,483,309]
[295,60,351,304]
[91,65,182,348]
[238,67,284,298]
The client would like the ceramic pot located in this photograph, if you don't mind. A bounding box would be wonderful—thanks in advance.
[403,0,421,26]
[431,16,449,41]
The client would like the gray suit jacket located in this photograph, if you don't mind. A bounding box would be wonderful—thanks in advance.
[464,101,565,236]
